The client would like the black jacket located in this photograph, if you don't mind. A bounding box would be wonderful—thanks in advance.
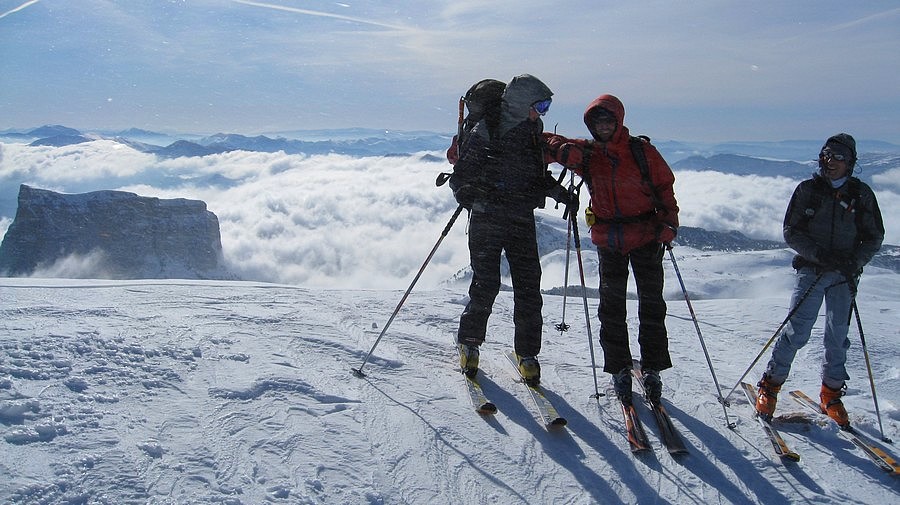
[784,174,884,271]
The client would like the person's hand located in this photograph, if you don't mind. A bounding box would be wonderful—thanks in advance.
[658,223,677,245]
[561,187,579,210]
[559,143,584,168]
[836,255,861,280]
[821,253,860,279]
[549,184,578,209]
[454,184,483,206]
[446,135,459,164]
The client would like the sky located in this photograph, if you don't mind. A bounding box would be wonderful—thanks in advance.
[1,0,900,143]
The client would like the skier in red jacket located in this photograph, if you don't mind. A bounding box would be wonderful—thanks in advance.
[544,94,679,406]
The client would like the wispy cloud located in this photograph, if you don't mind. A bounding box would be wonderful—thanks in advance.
[0,0,40,20]
[231,0,412,32]
[4,1,898,142]
[830,7,900,31]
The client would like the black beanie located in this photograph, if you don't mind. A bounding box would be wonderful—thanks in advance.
[821,132,857,172]
[825,133,857,160]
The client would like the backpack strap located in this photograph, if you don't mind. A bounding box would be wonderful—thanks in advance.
[628,135,665,212]
[580,142,594,193]
[843,177,865,233]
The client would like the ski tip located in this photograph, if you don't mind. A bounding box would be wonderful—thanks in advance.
[477,403,498,415]
[548,417,568,428]
[782,452,801,462]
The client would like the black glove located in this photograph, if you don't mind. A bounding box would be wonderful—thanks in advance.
[453,184,484,208]
[822,253,860,279]
[561,187,579,211]
[550,185,578,210]
[836,256,861,280]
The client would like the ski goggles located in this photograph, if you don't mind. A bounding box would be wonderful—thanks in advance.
[532,98,552,115]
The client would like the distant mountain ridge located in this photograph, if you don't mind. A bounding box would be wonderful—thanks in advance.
[1,125,453,158]
[672,154,811,177]
[4,125,900,162]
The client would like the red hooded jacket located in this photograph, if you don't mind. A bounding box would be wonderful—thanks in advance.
[545,94,679,253]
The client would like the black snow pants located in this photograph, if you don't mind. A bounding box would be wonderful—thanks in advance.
[597,241,672,373]
[457,205,543,358]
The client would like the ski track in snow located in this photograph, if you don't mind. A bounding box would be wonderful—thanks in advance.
[1,270,898,504]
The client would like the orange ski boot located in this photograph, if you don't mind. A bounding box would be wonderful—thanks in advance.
[820,383,850,428]
[755,374,782,421]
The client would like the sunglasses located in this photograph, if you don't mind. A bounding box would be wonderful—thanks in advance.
[821,148,849,162]
[532,98,552,115]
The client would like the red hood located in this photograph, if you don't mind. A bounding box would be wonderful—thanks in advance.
[583,94,627,144]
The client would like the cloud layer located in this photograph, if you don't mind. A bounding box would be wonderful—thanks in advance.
[1,140,897,289]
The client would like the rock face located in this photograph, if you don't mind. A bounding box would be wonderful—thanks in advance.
[0,185,229,279]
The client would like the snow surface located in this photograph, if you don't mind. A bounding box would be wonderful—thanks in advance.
[2,247,898,504]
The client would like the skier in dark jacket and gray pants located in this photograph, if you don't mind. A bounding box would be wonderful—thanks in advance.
[755,133,884,427]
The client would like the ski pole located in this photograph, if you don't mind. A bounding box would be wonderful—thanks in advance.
[850,295,892,443]
[724,271,824,402]
[667,246,734,428]
[352,204,465,377]
[566,187,602,399]
[555,180,574,334]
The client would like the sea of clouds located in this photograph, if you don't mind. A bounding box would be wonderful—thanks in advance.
[1,139,897,289]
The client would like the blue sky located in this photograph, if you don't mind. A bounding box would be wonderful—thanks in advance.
[2,0,899,142]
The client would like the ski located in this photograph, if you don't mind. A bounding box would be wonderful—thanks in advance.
[622,401,652,453]
[505,352,567,429]
[462,372,497,415]
[456,346,496,415]
[740,382,801,462]
[789,390,899,474]
[632,366,688,454]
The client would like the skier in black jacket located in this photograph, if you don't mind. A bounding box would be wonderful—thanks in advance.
[453,74,572,385]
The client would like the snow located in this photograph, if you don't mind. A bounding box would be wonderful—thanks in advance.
[2,248,898,504]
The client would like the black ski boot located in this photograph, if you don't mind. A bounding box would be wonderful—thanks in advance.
[642,369,662,404]
[613,368,633,406]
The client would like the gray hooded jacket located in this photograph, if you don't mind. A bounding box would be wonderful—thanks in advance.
[497,74,553,139]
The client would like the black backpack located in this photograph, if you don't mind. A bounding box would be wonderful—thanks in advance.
[459,78,505,145]
[436,79,506,205]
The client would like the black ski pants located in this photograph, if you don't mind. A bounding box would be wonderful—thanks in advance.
[597,241,672,374]
[457,206,543,358]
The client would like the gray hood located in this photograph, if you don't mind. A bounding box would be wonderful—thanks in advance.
[497,74,552,138]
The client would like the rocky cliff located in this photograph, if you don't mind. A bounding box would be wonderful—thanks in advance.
[0,185,230,279]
